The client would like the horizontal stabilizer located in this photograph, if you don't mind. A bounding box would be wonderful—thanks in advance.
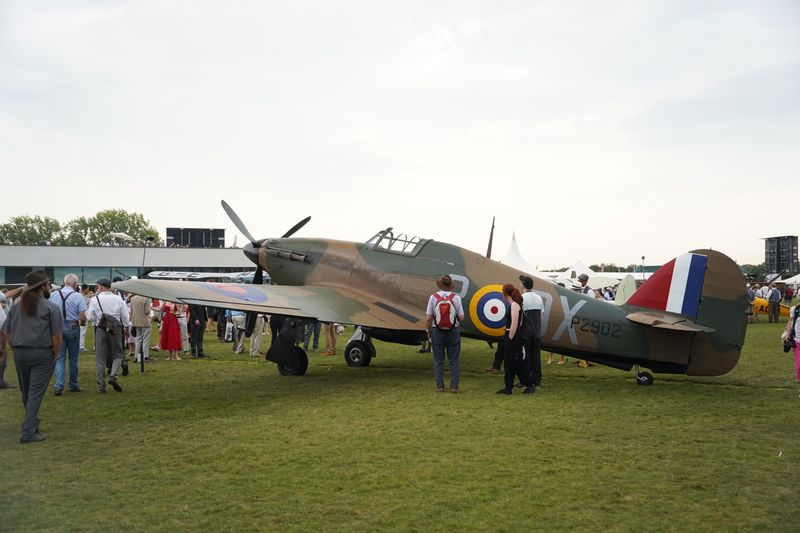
[626,311,716,333]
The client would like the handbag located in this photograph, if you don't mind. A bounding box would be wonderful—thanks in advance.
[96,294,122,333]
[783,337,795,353]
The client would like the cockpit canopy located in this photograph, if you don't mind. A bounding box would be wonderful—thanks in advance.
[365,227,429,256]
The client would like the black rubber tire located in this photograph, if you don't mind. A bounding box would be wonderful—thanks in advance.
[344,340,373,367]
[636,371,653,386]
[277,346,309,376]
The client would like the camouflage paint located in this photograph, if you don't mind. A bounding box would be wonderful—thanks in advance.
[116,235,748,377]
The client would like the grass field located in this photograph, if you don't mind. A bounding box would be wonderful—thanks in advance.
[1,320,798,531]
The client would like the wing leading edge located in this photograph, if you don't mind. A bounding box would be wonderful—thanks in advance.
[114,279,424,331]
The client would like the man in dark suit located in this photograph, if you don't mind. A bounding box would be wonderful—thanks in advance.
[188,304,209,357]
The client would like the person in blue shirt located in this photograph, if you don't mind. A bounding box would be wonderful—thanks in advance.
[49,274,87,395]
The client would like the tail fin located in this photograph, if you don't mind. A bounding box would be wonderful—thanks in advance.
[627,253,708,319]
[612,274,637,305]
[627,250,747,376]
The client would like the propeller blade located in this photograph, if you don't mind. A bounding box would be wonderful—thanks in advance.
[281,216,311,239]
[253,266,264,285]
[486,216,495,259]
[221,200,257,244]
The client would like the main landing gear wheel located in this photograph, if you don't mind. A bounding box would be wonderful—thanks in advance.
[344,340,373,367]
[278,346,309,376]
[634,364,653,386]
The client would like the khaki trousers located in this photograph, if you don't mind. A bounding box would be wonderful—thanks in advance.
[322,323,337,354]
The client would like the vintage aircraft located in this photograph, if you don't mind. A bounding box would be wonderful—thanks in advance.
[115,201,748,385]
[752,296,791,319]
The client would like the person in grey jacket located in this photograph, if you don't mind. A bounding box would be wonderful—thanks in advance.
[1,271,63,443]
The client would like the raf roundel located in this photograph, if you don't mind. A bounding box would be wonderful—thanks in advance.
[468,284,507,337]
[202,282,268,303]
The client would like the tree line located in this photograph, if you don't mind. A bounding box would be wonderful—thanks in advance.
[0,210,162,246]
[588,263,642,273]
[549,263,643,273]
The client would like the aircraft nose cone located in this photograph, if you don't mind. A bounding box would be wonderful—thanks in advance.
[243,240,262,266]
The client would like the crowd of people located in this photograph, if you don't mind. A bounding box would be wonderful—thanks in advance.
[0,271,346,444]
[422,274,800,396]
[746,282,795,323]
[424,274,545,395]
[2,269,799,444]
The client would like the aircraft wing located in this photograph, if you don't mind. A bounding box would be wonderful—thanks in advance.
[114,279,425,330]
[146,271,257,281]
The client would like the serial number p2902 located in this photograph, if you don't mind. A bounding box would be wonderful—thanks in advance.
[571,317,621,337]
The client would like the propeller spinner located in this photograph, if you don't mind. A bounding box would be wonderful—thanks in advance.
[221,200,311,337]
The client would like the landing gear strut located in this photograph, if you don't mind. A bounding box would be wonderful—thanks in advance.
[344,327,376,367]
[634,364,653,386]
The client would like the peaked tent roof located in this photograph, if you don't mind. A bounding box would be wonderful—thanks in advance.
[500,232,537,275]
[563,260,595,279]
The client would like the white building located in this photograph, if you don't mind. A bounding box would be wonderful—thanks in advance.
[0,245,253,285]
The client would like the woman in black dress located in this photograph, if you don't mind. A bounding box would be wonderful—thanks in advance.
[496,284,534,395]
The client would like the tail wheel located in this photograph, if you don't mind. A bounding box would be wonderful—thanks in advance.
[344,340,372,367]
[636,371,653,386]
[278,346,309,376]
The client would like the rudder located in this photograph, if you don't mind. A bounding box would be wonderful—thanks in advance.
[626,250,747,376]
[685,249,747,375]
[627,252,708,319]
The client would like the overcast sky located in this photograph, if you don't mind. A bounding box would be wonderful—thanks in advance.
[1,1,798,268]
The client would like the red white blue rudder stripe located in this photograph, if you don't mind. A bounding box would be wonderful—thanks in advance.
[627,253,708,318]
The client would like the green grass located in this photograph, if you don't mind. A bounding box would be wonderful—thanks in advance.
[1,322,798,532]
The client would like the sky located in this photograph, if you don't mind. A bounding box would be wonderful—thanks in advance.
[1,0,798,269]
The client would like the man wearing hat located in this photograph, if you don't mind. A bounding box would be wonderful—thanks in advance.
[0,271,63,443]
[519,275,544,389]
[87,278,130,393]
[577,273,592,295]
[570,281,593,368]
[746,283,756,324]
[425,274,465,392]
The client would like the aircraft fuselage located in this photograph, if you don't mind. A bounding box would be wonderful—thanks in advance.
[254,236,745,376]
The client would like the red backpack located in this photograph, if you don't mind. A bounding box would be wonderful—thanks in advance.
[433,292,458,330]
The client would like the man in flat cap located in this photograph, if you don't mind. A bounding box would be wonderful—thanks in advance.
[87,278,130,393]
[1,271,63,443]
[577,273,593,296]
